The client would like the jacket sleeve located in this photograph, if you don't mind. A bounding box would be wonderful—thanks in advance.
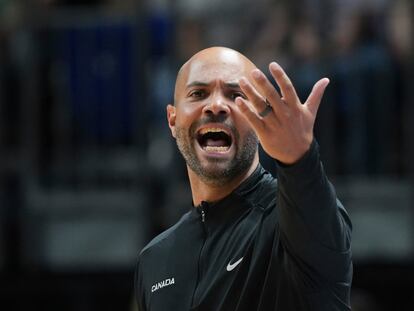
[276,139,352,283]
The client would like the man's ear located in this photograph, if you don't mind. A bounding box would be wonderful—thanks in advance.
[166,104,176,138]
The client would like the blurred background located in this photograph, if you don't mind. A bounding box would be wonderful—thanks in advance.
[0,0,413,310]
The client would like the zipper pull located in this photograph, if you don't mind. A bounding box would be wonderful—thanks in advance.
[200,201,208,223]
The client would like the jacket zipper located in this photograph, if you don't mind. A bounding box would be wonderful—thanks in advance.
[191,201,208,307]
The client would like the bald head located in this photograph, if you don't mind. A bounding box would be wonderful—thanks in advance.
[174,47,257,104]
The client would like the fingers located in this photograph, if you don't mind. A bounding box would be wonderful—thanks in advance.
[269,62,299,108]
[251,69,284,113]
[305,78,330,116]
[239,77,268,114]
[239,62,328,126]
[235,97,264,131]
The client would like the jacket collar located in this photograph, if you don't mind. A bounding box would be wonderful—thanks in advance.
[192,164,267,226]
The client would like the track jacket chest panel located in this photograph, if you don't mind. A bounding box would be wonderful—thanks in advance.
[137,168,282,311]
[191,195,273,310]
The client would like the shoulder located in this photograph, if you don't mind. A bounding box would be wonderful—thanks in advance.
[139,210,191,258]
[247,168,278,210]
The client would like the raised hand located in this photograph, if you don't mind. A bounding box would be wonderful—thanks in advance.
[235,62,329,165]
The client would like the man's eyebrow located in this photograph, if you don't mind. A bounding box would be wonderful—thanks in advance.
[225,82,241,89]
[186,81,210,89]
[185,81,242,89]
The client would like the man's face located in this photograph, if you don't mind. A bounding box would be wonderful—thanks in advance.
[167,48,259,186]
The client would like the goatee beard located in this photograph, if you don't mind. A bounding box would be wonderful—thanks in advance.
[175,115,258,186]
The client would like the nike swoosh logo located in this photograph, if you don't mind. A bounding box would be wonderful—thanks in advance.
[226,257,243,271]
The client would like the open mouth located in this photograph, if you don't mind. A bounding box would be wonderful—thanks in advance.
[197,127,232,153]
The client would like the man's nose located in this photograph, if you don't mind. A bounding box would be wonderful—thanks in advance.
[202,95,230,116]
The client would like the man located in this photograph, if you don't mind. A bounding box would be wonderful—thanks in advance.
[135,47,352,310]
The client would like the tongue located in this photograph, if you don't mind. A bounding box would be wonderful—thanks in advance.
[205,138,228,147]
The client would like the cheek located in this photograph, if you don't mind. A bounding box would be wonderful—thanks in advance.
[233,115,254,135]
[235,122,258,147]
[175,115,192,130]
[175,105,201,126]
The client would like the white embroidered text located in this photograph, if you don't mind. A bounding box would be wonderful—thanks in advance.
[151,277,175,293]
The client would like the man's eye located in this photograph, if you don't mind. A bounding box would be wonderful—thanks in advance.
[231,92,245,100]
[190,90,206,98]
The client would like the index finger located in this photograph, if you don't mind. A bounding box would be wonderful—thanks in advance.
[251,69,284,114]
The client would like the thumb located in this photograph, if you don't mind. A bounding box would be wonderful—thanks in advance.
[305,78,330,116]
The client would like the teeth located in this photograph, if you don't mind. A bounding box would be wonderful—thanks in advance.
[203,146,229,153]
[199,128,228,135]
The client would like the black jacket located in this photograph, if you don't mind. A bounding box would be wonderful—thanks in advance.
[135,141,352,310]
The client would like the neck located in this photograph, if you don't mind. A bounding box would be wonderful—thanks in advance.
[189,156,259,207]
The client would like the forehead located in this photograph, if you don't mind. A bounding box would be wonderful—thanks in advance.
[185,50,252,84]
